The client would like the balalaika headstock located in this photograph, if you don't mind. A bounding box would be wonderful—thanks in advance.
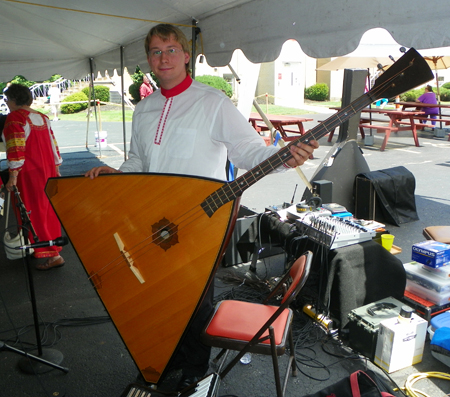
[370,48,434,101]
[201,48,434,217]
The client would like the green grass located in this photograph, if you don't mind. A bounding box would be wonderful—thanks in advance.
[37,99,378,122]
[306,100,341,108]
[35,106,134,122]
[59,109,134,122]
[252,105,315,115]
[252,101,342,115]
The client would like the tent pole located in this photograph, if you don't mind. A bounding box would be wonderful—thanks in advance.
[435,66,443,129]
[89,57,100,152]
[120,46,127,161]
[191,19,199,78]
[86,82,92,149]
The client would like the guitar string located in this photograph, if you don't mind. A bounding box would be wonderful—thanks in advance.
[85,56,421,286]
[208,60,413,207]
[85,58,416,285]
[86,200,225,284]
[209,57,421,207]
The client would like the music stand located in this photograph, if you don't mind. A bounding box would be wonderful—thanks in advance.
[1,186,68,374]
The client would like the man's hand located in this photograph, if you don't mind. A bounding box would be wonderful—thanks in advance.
[285,139,319,168]
[5,170,18,192]
[84,166,121,179]
[5,176,17,192]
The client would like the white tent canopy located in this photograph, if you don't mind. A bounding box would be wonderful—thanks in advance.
[1,0,450,81]
[316,57,393,71]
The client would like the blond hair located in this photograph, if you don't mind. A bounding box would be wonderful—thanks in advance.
[145,24,190,73]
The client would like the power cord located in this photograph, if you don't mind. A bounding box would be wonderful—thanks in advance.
[402,372,450,397]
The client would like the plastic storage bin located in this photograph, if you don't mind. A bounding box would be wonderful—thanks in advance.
[404,262,450,293]
[406,280,450,306]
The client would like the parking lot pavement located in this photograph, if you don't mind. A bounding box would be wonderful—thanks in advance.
[0,117,449,396]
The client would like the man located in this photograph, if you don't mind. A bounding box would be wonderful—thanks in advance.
[139,74,154,100]
[2,82,11,114]
[85,23,318,390]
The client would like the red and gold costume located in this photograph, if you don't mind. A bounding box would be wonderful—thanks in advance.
[3,109,63,258]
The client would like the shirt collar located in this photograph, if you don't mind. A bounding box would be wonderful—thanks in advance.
[161,75,193,98]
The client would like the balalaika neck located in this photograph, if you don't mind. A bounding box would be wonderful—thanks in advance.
[200,91,373,217]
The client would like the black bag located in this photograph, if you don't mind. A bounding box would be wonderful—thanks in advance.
[302,370,399,397]
[356,166,419,226]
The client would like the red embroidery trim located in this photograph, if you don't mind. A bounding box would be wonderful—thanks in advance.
[154,75,192,145]
[154,97,173,145]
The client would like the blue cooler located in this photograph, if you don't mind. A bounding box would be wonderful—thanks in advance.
[431,311,450,332]
[430,312,450,367]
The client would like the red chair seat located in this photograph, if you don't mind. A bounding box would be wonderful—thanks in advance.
[206,300,290,346]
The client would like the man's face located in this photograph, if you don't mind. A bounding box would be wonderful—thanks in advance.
[147,34,190,90]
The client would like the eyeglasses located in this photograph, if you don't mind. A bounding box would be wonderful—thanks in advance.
[148,48,184,58]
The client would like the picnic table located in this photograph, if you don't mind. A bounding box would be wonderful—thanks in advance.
[328,107,425,151]
[248,113,313,142]
[397,101,450,111]
[397,101,450,133]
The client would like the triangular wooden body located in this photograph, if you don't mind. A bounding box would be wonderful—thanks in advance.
[45,47,432,385]
[46,173,240,384]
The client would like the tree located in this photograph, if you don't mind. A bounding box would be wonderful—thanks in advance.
[195,75,232,97]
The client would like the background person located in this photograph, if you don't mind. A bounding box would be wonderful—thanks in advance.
[416,84,439,126]
[139,74,154,100]
[2,83,64,270]
[3,82,11,98]
[48,82,61,121]
[2,82,12,114]
[85,23,318,390]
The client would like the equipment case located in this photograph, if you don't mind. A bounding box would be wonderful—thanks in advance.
[347,297,404,360]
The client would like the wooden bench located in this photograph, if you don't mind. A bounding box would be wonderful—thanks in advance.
[358,122,420,151]
[413,116,450,125]
[252,122,301,136]
[411,117,450,131]
[397,120,450,129]
[324,121,371,142]
[253,121,269,133]
[325,116,392,142]
[359,124,391,132]
[360,117,387,124]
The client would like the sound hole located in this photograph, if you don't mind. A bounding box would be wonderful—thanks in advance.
[152,217,179,251]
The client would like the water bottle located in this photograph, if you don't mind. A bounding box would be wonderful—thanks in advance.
[240,352,252,364]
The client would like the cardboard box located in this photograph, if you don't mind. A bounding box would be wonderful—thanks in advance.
[374,313,427,373]
[411,241,450,268]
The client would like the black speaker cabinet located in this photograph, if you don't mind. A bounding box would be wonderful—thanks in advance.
[222,206,285,267]
[355,176,376,220]
[354,167,419,226]
[223,206,258,267]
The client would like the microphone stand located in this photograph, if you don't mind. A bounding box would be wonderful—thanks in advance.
[2,187,68,374]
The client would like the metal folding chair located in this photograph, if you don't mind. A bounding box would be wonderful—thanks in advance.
[201,251,313,397]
